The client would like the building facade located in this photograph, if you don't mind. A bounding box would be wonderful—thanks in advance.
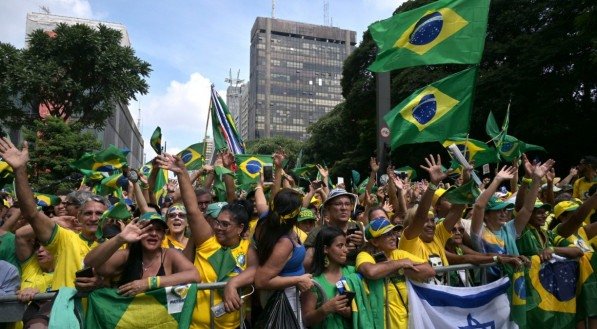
[21,13,144,168]
[247,17,356,140]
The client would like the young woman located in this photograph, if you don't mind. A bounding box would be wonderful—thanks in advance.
[356,218,436,329]
[301,226,373,329]
[157,153,257,329]
[84,213,200,296]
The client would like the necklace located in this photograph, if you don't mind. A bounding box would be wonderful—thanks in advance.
[142,256,158,272]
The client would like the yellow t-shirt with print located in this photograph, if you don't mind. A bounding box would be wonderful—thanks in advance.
[398,221,451,269]
[44,225,99,290]
[191,236,250,329]
[161,234,185,251]
[573,177,596,201]
[356,249,426,329]
[20,256,53,292]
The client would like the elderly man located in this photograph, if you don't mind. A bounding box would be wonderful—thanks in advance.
[0,137,107,291]
[303,188,365,269]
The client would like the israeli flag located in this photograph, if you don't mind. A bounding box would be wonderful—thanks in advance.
[408,277,518,329]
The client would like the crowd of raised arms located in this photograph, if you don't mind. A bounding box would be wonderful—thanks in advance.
[0,135,596,329]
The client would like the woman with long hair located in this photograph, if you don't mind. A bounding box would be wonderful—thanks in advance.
[161,203,189,251]
[301,226,374,329]
[83,213,200,296]
[157,153,257,329]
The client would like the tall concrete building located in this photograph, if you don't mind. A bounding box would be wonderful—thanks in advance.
[226,83,246,130]
[247,17,356,140]
[19,13,145,168]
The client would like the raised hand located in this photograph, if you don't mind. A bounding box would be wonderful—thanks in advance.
[221,150,235,168]
[495,165,517,182]
[532,159,555,180]
[117,219,152,244]
[316,164,328,179]
[155,153,186,174]
[272,149,286,169]
[521,154,534,178]
[0,137,29,170]
[420,154,447,185]
[370,157,379,173]
[545,168,556,183]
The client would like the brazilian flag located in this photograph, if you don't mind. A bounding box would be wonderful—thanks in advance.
[395,166,417,180]
[71,146,128,173]
[485,111,545,161]
[0,161,14,187]
[368,0,490,72]
[443,135,498,168]
[85,284,197,329]
[150,126,162,155]
[213,166,234,201]
[384,67,477,150]
[235,154,272,187]
[292,164,318,181]
[177,143,204,170]
[442,179,480,205]
[34,193,61,207]
[97,173,127,196]
[138,162,169,202]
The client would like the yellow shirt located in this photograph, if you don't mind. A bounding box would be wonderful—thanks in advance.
[293,226,308,244]
[191,236,250,329]
[573,177,597,201]
[161,234,186,251]
[398,221,451,269]
[44,225,98,290]
[20,256,53,292]
[356,250,426,329]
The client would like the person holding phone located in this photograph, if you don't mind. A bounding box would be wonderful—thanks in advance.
[302,226,374,329]
[356,218,435,329]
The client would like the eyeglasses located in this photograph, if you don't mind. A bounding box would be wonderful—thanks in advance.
[331,202,353,208]
[168,212,186,219]
[212,219,234,229]
[451,227,465,233]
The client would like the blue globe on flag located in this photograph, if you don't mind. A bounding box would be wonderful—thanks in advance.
[245,160,263,175]
[409,12,443,45]
[412,94,437,125]
[180,150,193,164]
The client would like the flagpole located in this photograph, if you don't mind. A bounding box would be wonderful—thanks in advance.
[204,94,212,159]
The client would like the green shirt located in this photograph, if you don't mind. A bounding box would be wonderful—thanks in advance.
[516,225,571,257]
[0,232,20,271]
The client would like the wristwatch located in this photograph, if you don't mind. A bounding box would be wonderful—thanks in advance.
[127,170,139,183]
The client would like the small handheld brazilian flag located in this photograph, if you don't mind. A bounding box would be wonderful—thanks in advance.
[384,67,477,149]
[368,0,490,71]
[177,143,204,170]
[150,127,162,155]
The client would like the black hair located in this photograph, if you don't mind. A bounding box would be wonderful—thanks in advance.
[118,241,144,285]
[311,226,345,276]
[255,188,303,266]
[220,201,250,235]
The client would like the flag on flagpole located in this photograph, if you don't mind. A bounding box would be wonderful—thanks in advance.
[408,277,519,328]
[210,85,244,154]
[150,126,162,155]
[384,67,477,149]
[368,0,490,72]
[177,143,204,170]
[443,135,499,168]
[485,111,546,161]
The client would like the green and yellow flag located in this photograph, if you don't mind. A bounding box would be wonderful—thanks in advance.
[85,284,197,329]
[442,180,480,205]
[213,166,234,201]
[71,146,128,173]
[384,67,477,149]
[368,0,490,72]
[443,135,498,168]
[485,111,545,161]
[177,143,204,170]
[395,166,417,180]
[34,193,61,207]
[235,154,272,187]
[150,126,162,155]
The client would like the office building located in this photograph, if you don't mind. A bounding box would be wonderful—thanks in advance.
[19,13,144,168]
[247,17,356,140]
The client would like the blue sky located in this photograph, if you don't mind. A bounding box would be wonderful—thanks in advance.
[0,0,404,160]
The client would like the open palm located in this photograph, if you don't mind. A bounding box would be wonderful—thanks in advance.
[0,138,29,170]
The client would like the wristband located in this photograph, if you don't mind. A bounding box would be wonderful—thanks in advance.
[521,177,532,187]
[148,276,160,290]
[428,183,439,191]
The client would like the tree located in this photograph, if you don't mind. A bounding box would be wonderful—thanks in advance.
[23,117,101,192]
[245,136,303,169]
[305,0,596,176]
[0,23,151,130]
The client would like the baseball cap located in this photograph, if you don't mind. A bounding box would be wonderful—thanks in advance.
[486,196,515,211]
[140,211,167,228]
[297,208,316,222]
[365,218,398,240]
[167,203,186,215]
[432,188,448,206]
[205,202,227,218]
[323,189,357,208]
[533,200,552,211]
[554,200,579,219]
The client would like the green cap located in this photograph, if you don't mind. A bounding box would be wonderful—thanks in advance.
[486,196,514,211]
[205,202,227,218]
[140,212,167,228]
[533,200,552,211]
[297,208,316,222]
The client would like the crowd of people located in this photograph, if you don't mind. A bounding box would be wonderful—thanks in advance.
[0,135,596,329]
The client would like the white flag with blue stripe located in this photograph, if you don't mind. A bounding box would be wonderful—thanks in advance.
[408,277,518,329]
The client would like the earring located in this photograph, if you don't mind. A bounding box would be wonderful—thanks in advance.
[324,255,330,268]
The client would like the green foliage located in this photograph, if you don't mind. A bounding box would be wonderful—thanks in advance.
[23,117,101,192]
[305,0,596,176]
[245,136,303,169]
[0,23,151,130]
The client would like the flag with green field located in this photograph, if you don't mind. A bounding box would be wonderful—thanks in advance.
[71,145,128,173]
[443,135,498,168]
[34,193,61,207]
[85,284,197,329]
[368,0,490,71]
[235,154,272,187]
[384,67,477,149]
[150,126,162,155]
[177,143,204,170]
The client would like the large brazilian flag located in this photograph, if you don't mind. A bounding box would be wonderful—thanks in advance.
[71,145,129,173]
[368,0,490,71]
[85,284,197,329]
[384,67,477,149]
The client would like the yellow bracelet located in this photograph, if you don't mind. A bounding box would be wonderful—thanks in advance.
[148,276,160,290]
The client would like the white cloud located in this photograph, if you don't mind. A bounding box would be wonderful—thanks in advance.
[0,0,94,47]
[138,72,213,161]
[362,0,407,13]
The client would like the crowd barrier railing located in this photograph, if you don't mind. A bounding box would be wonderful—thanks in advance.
[0,279,328,328]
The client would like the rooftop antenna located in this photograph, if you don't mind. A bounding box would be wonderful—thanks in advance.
[137,101,142,131]
[225,69,244,88]
[271,0,276,18]
[40,5,50,14]
[323,0,329,26]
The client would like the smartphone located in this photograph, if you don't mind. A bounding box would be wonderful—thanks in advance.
[346,227,358,236]
[75,267,94,278]
[312,180,323,189]
[373,251,388,263]
[337,177,344,185]
[342,291,356,306]
[263,165,274,182]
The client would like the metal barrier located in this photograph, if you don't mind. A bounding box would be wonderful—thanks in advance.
[0,280,328,328]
